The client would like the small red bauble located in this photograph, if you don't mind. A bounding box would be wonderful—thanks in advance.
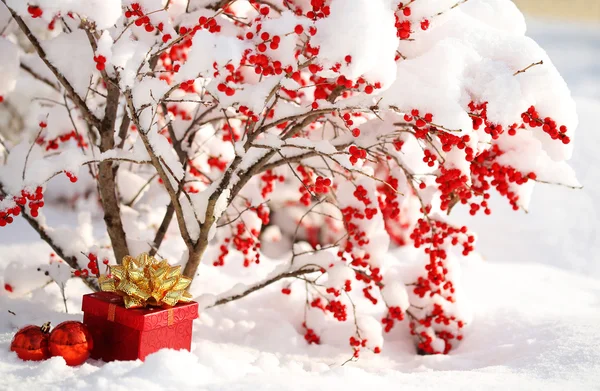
[10,322,51,361]
[48,321,93,366]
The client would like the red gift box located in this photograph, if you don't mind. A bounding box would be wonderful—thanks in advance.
[82,292,199,362]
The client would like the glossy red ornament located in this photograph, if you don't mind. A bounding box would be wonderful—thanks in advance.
[48,321,93,366]
[10,322,51,361]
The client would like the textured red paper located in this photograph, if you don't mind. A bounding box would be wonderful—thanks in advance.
[82,292,198,362]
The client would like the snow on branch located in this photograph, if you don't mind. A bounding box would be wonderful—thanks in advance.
[0,0,581,357]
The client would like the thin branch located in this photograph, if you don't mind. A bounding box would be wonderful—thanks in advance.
[22,123,46,181]
[217,200,269,228]
[149,201,176,256]
[124,89,195,247]
[125,173,158,206]
[0,183,99,292]
[2,1,102,129]
[210,266,321,307]
[514,60,544,76]
[533,178,583,190]
[20,63,60,91]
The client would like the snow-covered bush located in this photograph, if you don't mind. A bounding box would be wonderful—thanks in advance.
[0,0,579,356]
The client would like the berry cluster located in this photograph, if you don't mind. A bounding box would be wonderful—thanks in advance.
[297,165,315,206]
[436,168,471,213]
[93,55,106,71]
[207,156,228,171]
[125,3,171,37]
[124,3,143,19]
[522,106,570,144]
[281,286,292,295]
[0,204,19,227]
[438,132,474,160]
[64,171,78,183]
[213,222,261,267]
[27,4,43,18]
[382,306,405,333]
[73,252,109,278]
[325,299,347,321]
[405,216,473,353]
[221,122,241,142]
[470,144,537,212]
[304,0,330,19]
[260,170,284,199]
[303,322,321,344]
[0,187,44,227]
[362,285,378,305]
[166,104,191,121]
[348,335,367,357]
[339,207,370,260]
[237,106,260,124]
[38,129,89,151]
[348,146,367,165]
[339,111,362,137]
[409,304,464,354]
[312,176,332,194]
[469,101,570,144]
[394,3,430,40]
[377,176,411,245]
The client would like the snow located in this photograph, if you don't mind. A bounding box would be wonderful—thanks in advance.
[452,19,600,278]
[177,30,248,83]
[42,30,96,99]
[1,247,599,390]
[313,0,399,86]
[381,2,578,168]
[0,11,599,391]
[380,281,409,310]
[0,142,85,192]
[5,0,122,30]
[0,38,19,98]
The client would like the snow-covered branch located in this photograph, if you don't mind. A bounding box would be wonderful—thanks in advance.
[0,0,580,356]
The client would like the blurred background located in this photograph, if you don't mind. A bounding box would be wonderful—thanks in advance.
[513,0,600,22]
[455,1,600,277]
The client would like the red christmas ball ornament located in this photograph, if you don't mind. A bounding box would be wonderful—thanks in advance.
[10,322,51,361]
[48,321,93,366]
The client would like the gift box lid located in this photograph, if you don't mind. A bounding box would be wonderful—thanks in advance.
[82,292,199,331]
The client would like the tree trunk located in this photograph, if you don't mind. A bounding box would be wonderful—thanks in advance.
[97,83,129,264]
[182,215,215,278]
[97,161,129,264]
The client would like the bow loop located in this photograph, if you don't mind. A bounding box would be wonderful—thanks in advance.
[100,253,193,309]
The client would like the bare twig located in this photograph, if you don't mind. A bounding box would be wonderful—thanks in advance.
[20,63,60,91]
[513,60,544,76]
[210,266,321,307]
[0,183,99,291]
[2,1,102,129]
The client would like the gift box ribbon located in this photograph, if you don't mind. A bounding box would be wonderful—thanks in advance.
[108,303,117,322]
[99,253,193,309]
[106,303,175,325]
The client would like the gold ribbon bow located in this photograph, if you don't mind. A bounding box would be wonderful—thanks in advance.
[99,253,193,309]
